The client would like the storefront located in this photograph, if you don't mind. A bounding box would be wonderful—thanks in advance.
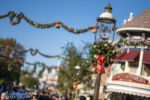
[107,73,150,100]
[106,8,150,100]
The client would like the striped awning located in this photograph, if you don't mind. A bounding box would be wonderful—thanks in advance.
[143,51,150,64]
[117,50,140,62]
[116,51,127,61]
[117,50,150,64]
[123,50,140,61]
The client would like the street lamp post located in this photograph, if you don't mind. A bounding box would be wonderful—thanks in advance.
[93,3,116,100]
[74,65,81,100]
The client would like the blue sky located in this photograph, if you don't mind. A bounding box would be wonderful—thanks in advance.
[0,0,150,68]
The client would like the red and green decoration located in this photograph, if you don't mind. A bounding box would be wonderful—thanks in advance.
[144,65,150,75]
[116,40,150,48]
[0,44,60,59]
[24,61,59,77]
[90,40,117,74]
[0,53,59,71]
[0,11,97,34]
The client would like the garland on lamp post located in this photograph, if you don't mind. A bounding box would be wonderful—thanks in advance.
[90,40,117,100]
[90,40,117,73]
[0,11,97,34]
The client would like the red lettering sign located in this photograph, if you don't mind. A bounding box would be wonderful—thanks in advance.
[112,73,149,84]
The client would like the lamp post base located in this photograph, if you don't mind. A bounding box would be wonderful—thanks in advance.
[93,73,101,100]
[74,88,78,100]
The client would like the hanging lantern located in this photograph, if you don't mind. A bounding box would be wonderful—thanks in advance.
[97,3,116,41]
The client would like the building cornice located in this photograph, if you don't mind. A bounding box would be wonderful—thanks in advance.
[116,27,150,34]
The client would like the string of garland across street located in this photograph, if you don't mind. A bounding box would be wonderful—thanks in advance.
[0,11,118,74]
[24,61,59,71]
[0,54,59,72]
[0,11,97,34]
[0,44,60,59]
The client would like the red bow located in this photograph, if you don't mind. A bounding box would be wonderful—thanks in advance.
[95,55,106,74]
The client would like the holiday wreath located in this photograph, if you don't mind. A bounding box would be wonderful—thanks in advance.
[90,40,117,74]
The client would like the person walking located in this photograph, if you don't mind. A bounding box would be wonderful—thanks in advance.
[16,83,30,100]
[0,92,7,100]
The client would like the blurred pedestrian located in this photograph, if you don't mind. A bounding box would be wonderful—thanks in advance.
[0,92,7,100]
[16,83,30,100]
[5,82,16,100]
[38,91,49,100]
[32,95,38,100]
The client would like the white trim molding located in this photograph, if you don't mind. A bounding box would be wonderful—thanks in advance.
[116,27,150,34]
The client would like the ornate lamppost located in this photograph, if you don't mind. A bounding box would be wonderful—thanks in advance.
[93,3,116,100]
[74,65,81,100]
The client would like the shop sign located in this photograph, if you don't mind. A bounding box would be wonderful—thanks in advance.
[112,73,149,84]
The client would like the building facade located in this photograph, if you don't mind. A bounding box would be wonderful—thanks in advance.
[106,8,150,100]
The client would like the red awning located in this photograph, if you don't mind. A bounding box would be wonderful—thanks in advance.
[117,50,140,62]
[116,51,127,61]
[143,51,150,64]
[116,50,150,64]
[123,50,140,61]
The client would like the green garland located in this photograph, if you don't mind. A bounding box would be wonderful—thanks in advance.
[0,53,59,74]
[90,40,117,67]
[116,40,150,48]
[0,44,60,59]
[0,11,96,34]
[24,61,58,69]
[0,53,59,70]
[24,61,58,76]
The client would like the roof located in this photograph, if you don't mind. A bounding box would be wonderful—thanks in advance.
[116,8,150,34]
[143,51,150,64]
[116,50,150,64]
[123,50,139,61]
[122,8,150,28]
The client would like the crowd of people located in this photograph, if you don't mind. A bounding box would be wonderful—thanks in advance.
[0,82,68,100]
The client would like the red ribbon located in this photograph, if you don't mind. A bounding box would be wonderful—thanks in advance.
[95,55,106,74]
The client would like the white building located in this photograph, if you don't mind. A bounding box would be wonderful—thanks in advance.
[39,66,59,91]
[106,8,150,100]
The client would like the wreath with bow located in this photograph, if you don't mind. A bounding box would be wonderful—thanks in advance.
[90,40,117,74]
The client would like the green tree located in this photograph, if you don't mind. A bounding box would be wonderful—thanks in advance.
[58,42,92,98]
[20,75,39,88]
[0,38,25,83]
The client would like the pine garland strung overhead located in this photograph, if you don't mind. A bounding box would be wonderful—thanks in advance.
[0,11,96,34]
[0,54,60,73]
[24,61,59,74]
[24,61,58,69]
[0,44,60,59]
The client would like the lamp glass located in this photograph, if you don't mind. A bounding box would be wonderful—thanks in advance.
[75,65,80,76]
